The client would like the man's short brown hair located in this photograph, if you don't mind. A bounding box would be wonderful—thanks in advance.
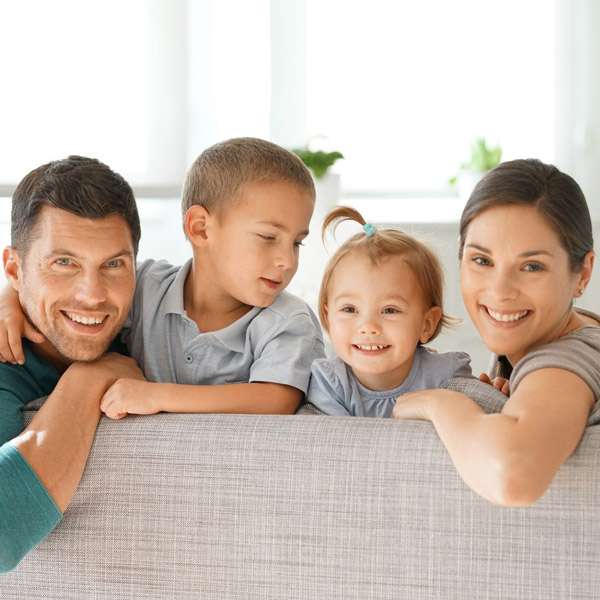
[181,137,315,216]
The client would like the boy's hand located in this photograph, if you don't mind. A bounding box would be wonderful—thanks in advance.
[0,286,45,364]
[100,379,159,420]
[478,373,510,396]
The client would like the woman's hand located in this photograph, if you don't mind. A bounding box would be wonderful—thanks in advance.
[479,373,510,396]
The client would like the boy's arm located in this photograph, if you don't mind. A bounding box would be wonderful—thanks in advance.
[0,283,45,365]
[100,379,302,418]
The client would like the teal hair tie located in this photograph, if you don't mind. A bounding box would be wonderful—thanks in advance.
[363,223,376,237]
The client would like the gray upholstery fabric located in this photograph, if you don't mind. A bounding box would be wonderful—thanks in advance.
[2,379,599,599]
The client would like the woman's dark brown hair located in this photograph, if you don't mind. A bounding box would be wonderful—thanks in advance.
[459,159,594,271]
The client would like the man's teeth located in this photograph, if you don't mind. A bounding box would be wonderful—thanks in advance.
[486,308,528,322]
[355,344,389,351]
[65,312,105,325]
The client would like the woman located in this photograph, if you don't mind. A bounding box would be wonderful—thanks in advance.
[393,158,599,506]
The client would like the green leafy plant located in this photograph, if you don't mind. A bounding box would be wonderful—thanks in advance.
[449,137,502,185]
[292,148,344,179]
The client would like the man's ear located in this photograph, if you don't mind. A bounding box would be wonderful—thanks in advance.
[183,205,213,247]
[3,246,22,292]
[419,306,442,344]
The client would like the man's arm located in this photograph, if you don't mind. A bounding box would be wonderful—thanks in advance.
[100,379,303,418]
[0,354,143,572]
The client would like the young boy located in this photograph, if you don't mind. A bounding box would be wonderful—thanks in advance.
[1,138,325,416]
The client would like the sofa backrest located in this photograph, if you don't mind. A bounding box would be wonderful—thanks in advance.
[3,399,599,599]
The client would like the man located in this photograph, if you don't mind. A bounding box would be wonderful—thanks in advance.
[0,156,144,572]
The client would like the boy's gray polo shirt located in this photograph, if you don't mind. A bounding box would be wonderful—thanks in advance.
[123,259,325,393]
[307,347,472,417]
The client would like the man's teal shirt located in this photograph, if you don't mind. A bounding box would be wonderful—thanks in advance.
[0,342,63,572]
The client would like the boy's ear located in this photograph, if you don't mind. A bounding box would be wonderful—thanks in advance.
[419,306,442,344]
[183,205,212,246]
[3,246,22,292]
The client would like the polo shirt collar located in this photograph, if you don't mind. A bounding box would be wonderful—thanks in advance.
[162,259,262,352]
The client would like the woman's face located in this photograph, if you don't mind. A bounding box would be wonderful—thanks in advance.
[460,204,591,365]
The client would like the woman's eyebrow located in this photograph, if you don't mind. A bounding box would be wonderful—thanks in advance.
[465,243,554,258]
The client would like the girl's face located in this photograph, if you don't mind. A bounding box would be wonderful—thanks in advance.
[460,204,593,365]
[325,252,441,391]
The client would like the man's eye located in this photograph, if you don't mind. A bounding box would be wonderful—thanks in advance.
[55,257,73,267]
[105,259,123,268]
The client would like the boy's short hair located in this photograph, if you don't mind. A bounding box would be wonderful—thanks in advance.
[182,137,315,216]
[11,155,141,258]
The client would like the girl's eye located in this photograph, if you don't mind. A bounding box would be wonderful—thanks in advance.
[523,262,544,272]
[472,256,491,267]
[382,306,401,315]
[340,305,356,314]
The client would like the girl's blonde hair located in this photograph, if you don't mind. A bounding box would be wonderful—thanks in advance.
[318,206,454,342]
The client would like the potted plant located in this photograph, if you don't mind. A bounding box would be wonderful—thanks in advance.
[291,148,344,180]
[450,137,502,201]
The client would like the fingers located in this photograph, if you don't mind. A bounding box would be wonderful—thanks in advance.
[0,329,17,364]
[23,320,46,344]
[7,326,25,365]
[479,373,492,385]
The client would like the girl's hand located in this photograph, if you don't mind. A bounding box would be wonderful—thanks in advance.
[479,373,510,396]
[100,378,159,420]
[0,286,45,364]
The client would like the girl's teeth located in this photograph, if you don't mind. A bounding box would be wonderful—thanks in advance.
[66,312,105,326]
[487,308,528,322]
[355,344,388,351]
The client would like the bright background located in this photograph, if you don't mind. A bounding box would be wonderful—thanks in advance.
[1,0,599,371]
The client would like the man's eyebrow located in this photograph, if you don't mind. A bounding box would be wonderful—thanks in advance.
[44,249,134,261]
[465,243,554,258]
[256,220,309,237]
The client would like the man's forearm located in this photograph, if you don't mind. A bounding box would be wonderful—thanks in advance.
[11,363,111,512]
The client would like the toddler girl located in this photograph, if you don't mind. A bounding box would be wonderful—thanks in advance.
[307,206,472,417]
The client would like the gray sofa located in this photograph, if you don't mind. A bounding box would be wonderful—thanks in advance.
[2,378,599,599]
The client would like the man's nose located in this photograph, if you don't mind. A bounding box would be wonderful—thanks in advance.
[74,271,108,305]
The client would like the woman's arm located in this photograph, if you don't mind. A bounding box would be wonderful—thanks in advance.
[393,368,594,506]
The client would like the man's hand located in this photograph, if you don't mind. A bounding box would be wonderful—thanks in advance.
[479,373,510,396]
[100,379,159,420]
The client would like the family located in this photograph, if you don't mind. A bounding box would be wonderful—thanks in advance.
[0,138,599,573]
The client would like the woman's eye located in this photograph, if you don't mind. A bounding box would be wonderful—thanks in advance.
[472,256,491,266]
[523,262,544,272]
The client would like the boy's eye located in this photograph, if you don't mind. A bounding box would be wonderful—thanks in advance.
[294,240,305,248]
[257,234,276,242]
[523,262,544,272]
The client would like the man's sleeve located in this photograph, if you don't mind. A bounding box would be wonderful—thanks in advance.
[0,387,63,572]
[249,313,325,394]
[0,443,62,572]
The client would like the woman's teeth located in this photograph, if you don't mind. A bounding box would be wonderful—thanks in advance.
[486,308,528,322]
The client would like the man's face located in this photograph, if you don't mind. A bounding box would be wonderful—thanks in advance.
[7,205,136,363]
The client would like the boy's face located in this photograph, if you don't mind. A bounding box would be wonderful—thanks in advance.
[204,180,314,308]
